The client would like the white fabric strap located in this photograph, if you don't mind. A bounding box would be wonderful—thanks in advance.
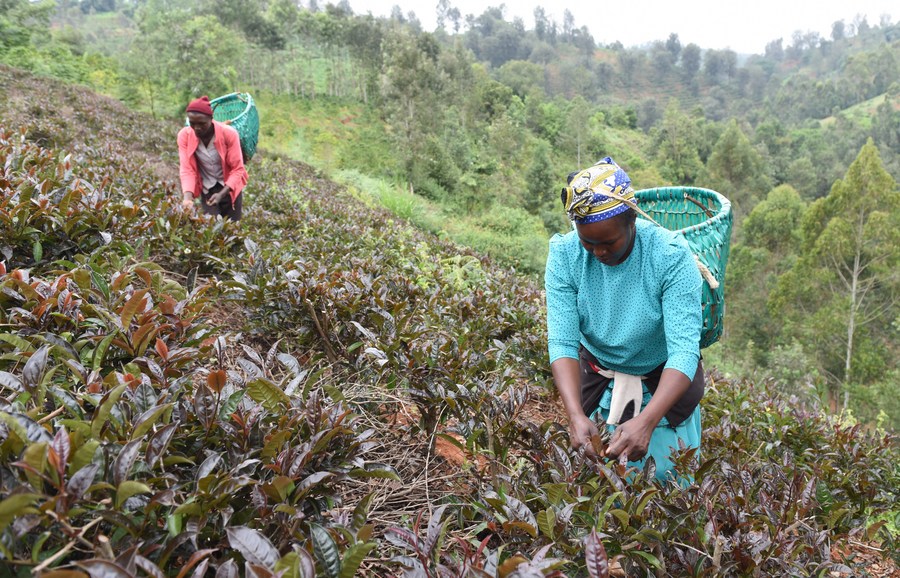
[594,367,645,425]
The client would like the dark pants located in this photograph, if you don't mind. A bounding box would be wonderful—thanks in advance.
[201,183,242,221]
[578,346,705,427]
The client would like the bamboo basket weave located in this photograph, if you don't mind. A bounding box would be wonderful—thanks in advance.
[210,92,259,162]
[634,187,733,348]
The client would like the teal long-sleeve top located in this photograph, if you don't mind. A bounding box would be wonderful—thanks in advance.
[545,219,703,380]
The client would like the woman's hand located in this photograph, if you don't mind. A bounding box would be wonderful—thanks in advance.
[550,357,606,458]
[181,193,195,212]
[206,190,227,206]
[568,413,601,457]
[205,185,232,206]
[606,415,655,462]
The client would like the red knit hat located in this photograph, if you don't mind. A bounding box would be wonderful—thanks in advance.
[186,96,213,116]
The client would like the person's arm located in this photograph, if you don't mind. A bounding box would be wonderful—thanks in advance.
[177,129,198,210]
[552,357,601,457]
[221,126,248,202]
[546,237,601,455]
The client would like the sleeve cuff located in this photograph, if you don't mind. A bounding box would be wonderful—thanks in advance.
[664,352,700,381]
[548,341,580,364]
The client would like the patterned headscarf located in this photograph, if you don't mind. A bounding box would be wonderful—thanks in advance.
[560,157,636,223]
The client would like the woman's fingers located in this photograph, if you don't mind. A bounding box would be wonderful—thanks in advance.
[571,416,600,456]
[606,427,622,456]
[606,421,651,462]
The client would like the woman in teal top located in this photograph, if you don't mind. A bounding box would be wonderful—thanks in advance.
[545,157,704,482]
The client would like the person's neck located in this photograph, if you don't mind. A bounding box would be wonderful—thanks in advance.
[200,124,215,146]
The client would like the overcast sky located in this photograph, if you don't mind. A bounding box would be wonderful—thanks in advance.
[340,0,896,54]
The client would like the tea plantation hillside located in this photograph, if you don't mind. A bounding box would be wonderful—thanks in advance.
[1,65,898,577]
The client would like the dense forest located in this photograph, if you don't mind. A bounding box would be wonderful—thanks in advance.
[1,0,899,576]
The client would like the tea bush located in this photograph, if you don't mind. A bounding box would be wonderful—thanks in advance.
[0,259,392,575]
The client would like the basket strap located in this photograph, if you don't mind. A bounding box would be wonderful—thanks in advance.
[694,257,719,289]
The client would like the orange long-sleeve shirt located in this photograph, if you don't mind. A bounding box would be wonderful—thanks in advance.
[177,120,248,204]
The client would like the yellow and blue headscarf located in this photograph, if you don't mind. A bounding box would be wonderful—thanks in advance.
[561,157,635,224]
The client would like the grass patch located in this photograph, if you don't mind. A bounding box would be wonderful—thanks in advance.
[335,168,550,275]
[336,169,426,223]
[255,92,396,174]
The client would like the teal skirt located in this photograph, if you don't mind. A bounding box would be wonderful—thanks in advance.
[590,383,702,483]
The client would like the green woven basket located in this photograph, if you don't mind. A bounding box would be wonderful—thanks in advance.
[634,187,733,348]
[210,92,259,162]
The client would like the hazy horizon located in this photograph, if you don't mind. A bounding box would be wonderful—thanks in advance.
[341,0,896,54]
